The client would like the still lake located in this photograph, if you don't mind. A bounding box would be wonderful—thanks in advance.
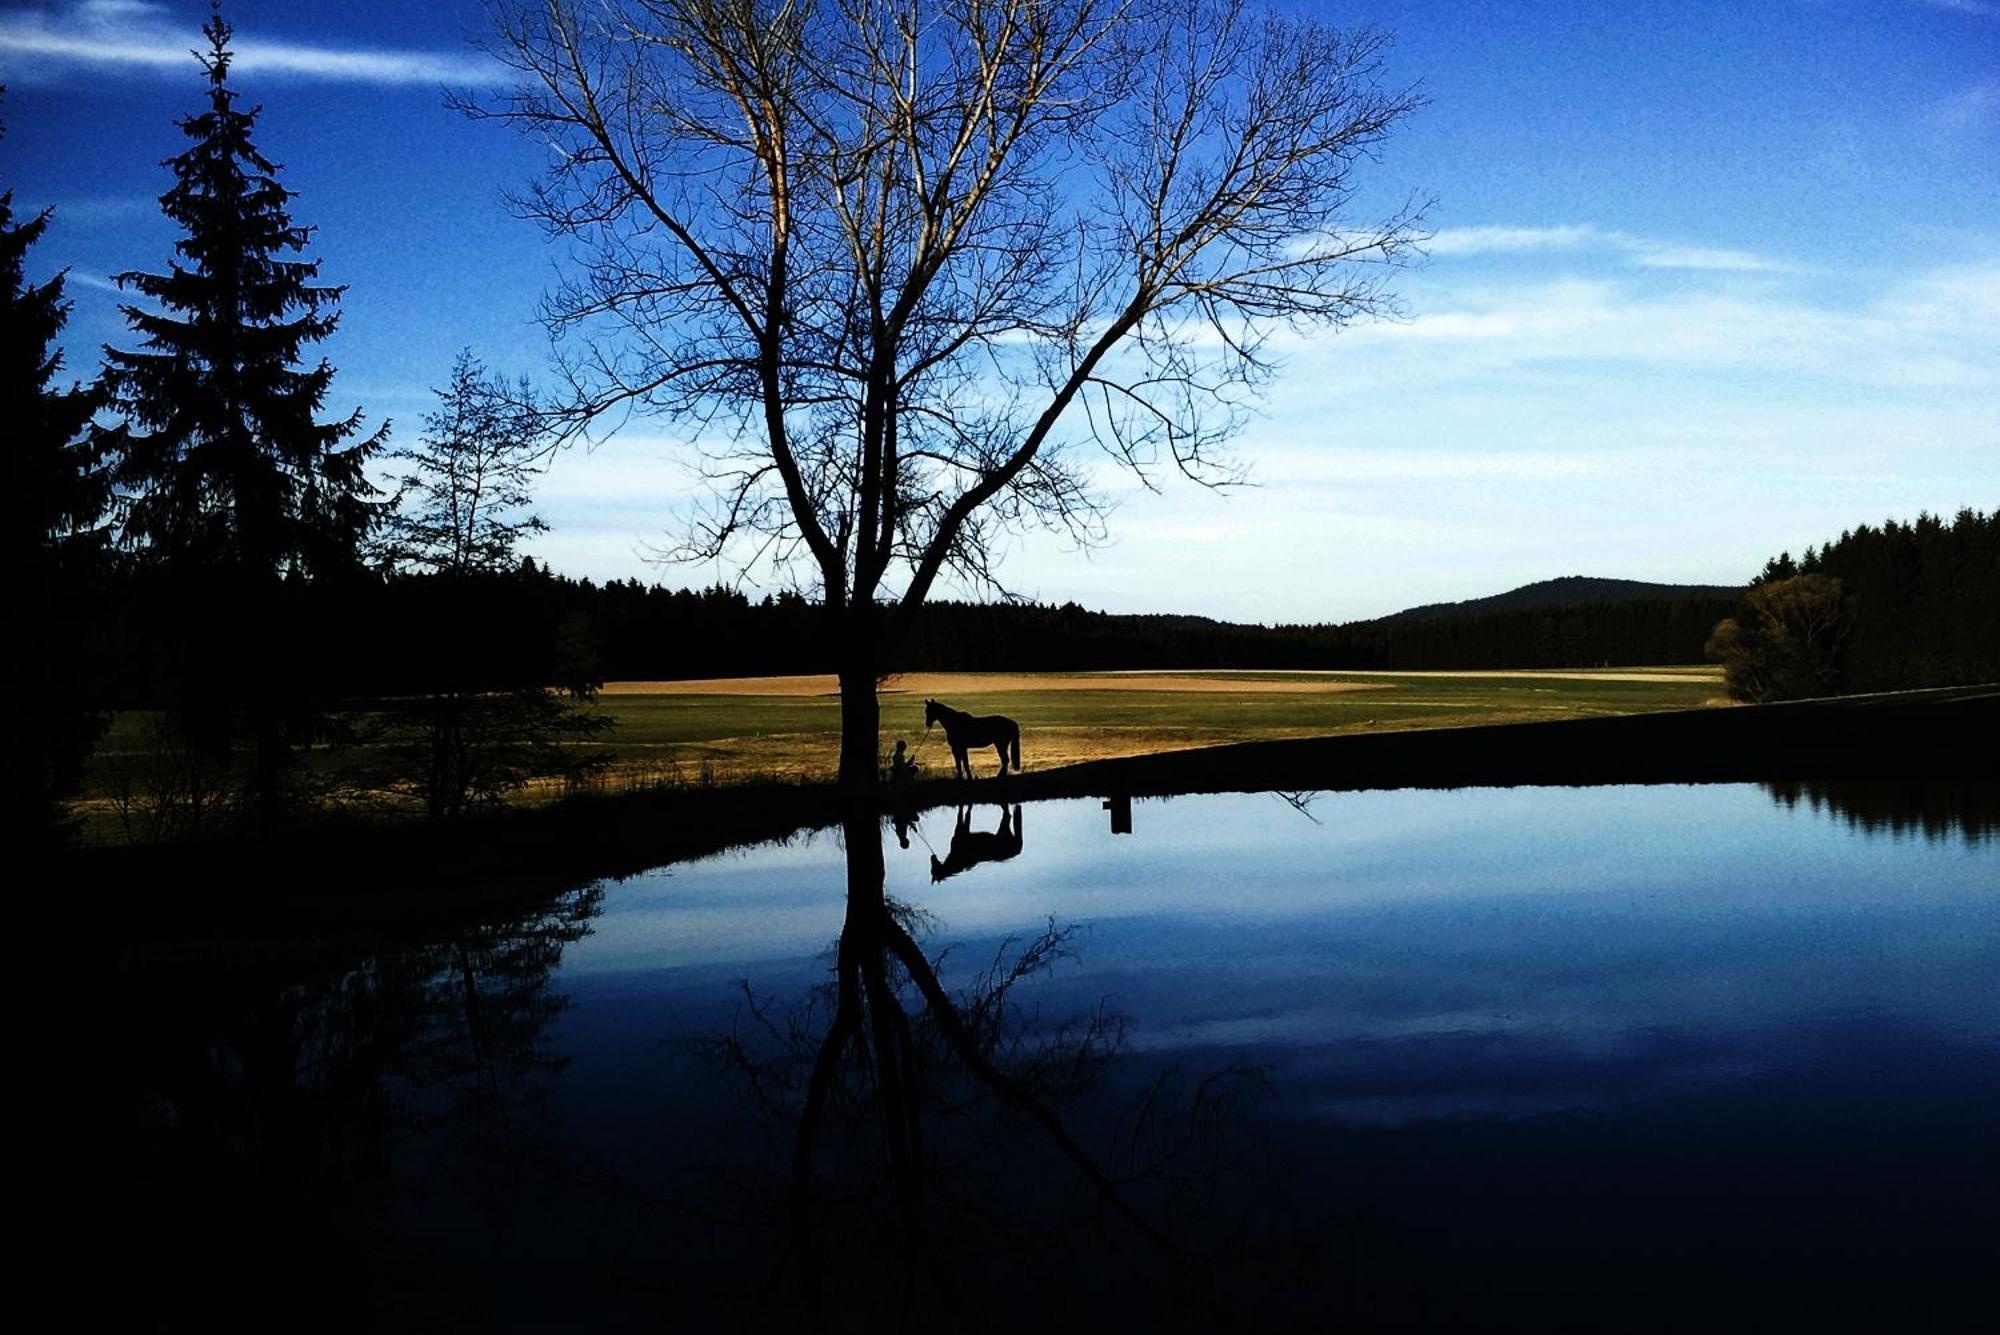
[134,782,1997,1330]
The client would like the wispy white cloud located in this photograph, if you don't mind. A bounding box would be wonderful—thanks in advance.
[34,194,156,225]
[0,1,499,86]
[1931,77,2000,131]
[1428,223,1789,274]
[1629,245,1786,273]
[1338,261,2000,390]
[1426,225,1602,256]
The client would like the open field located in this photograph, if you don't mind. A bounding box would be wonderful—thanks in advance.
[72,667,1728,840]
[584,667,1729,783]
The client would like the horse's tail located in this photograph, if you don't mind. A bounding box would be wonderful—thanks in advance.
[1008,726,1021,773]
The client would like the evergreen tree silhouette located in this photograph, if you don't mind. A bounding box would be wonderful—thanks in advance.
[3,118,112,844]
[101,11,386,826]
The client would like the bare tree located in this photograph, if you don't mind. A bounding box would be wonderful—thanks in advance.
[381,348,552,577]
[374,351,607,820]
[474,0,1426,802]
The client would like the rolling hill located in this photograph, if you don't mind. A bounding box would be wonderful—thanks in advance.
[1376,576,1745,624]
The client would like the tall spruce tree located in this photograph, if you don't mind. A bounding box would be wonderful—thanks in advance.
[3,124,112,844]
[102,11,386,825]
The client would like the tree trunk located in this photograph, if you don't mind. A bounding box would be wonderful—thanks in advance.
[837,663,881,793]
[836,609,885,905]
[835,606,883,797]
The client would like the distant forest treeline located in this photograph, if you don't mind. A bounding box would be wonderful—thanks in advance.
[85,505,1963,699]
[1740,506,2000,695]
[85,568,1744,704]
[82,511,1999,705]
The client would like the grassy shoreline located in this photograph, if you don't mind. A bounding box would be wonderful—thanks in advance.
[85,682,1993,952]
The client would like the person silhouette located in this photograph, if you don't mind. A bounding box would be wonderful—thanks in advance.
[890,739,918,785]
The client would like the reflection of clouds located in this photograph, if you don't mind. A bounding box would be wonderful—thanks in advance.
[1137,987,1998,1127]
[557,787,2000,1127]
[1282,1028,1809,1126]
[565,828,848,973]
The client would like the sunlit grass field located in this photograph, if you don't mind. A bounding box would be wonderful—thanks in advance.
[585,667,1729,784]
[75,667,1727,841]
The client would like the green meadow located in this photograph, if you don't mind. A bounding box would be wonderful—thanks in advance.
[74,667,1726,840]
[584,667,1727,784]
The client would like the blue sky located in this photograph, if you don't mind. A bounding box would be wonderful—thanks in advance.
[4,0,1995,621]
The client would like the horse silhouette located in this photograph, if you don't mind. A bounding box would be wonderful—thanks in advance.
[924,698,1021,779]
[929,804,1023,882]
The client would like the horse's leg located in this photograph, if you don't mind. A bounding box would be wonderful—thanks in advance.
[993,743,1007,775]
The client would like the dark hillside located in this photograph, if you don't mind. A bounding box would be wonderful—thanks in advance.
[1383,577,1745,623]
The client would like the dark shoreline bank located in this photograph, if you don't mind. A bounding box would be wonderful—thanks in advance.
[86,684,1995,948]
[996,683,1998,800]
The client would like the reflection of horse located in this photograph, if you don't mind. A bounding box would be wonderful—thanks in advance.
[924,699,1021,779]
[930,805,1023,882]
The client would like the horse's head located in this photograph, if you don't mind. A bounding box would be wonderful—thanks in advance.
[924,698,939,728]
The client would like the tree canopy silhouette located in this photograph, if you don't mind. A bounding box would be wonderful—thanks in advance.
[475,0,1426,810]
[104,13,383,577]
[1705,573,1851,703]
[100,11,386,823]
[3,126,112,844]
[1712,508,1998,700]
[380,349,551,578]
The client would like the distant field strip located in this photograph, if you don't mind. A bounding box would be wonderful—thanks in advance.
[1102,667,1720,684]
[586,667,1727,782]
[601,671,1392,696]
[75,667,1728,839]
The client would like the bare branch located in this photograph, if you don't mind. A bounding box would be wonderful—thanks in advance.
[475,0,1424,651]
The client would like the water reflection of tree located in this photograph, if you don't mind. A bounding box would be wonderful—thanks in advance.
[690,810,1272,1328]
[1764,779,1999,844]
[124,882,602,1320]
[405,886,601,1149]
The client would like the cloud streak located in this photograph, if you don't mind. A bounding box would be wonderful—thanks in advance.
[1323,260,2000,391]
[1931,77,2000,131]
[1429,223,1789,273]
[0,1,498,86]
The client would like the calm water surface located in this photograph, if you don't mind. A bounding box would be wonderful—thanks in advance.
[132,783,1998,1331]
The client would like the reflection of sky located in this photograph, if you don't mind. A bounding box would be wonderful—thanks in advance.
[557,785,1998,1128]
